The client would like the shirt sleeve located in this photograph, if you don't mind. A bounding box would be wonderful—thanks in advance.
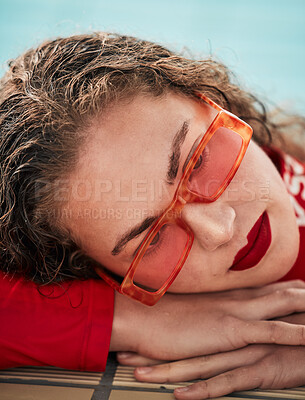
[264,146,305,283]
[0,271,114,371]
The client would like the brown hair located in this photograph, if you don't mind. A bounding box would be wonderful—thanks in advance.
[0,32,302,283]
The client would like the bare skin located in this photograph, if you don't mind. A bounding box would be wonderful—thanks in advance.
[63,92,299,292]
[110,280,305,358]
[116,281,305,399]
[122,342,305,400]
[58,92,303,397]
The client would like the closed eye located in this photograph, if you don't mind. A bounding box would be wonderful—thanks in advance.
[182,132,205,173]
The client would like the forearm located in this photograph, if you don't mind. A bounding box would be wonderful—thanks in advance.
[110,291,180,355]
[110,292,144,352]
[110,281,305,362]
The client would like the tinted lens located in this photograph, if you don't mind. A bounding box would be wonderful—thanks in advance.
[133,223,190,292]
[187,127,243,197]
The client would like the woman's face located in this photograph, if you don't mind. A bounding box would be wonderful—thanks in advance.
[62,92,299,293]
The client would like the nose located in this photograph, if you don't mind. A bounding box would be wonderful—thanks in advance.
[181,202,236,251]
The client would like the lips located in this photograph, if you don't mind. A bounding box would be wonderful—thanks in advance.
[230,211,272,271]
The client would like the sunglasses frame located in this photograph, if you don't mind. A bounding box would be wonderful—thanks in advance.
[95,93,253,306]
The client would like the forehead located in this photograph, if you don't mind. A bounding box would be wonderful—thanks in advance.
[83,92,197,162]
[62,92,210,269]
[74,92,203,201]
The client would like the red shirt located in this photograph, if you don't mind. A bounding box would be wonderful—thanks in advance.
[0,147,304,371]
[265,147,305,280]
[0,273,114,371]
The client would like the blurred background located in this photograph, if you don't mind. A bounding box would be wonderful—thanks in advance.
[0,0,304,112]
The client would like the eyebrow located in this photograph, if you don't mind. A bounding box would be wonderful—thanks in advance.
[166,121,190,184]
[111,216,158,256]
[111,121,190,256]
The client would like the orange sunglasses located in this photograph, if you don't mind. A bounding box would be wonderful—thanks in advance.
[95,93,253,306]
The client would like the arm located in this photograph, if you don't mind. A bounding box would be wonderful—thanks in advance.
[3,273,305,374]
[116,287,305,399]
[0,271,114,371]
[112,280,305,360]
[132,342,305,400]
[130,313,305,400]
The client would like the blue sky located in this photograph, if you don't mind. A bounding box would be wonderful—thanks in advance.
[0,0,304,112]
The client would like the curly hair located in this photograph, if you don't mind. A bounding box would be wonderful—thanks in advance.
[0,32,302,283]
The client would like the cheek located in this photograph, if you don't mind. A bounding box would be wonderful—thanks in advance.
[132,253,183,290]
[164,242,218,293]
[227,142,269,202]
[133,263,173,290]
[131,225,192,289]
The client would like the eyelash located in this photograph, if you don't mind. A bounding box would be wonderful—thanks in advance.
[137,142,211,259]
[144,225,169,259]
[189,145,211,179]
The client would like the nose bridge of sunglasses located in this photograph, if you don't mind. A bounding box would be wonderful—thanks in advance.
[163,194,188,222]
[177,194,187,205]
[176,190,207,210]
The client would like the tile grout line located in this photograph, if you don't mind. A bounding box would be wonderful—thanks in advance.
[91,353,118,400]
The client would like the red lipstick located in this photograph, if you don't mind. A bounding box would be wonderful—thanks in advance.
[230,212,272,271]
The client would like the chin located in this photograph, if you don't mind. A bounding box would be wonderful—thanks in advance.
[269,227,300,281]
[267,247,299,282]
